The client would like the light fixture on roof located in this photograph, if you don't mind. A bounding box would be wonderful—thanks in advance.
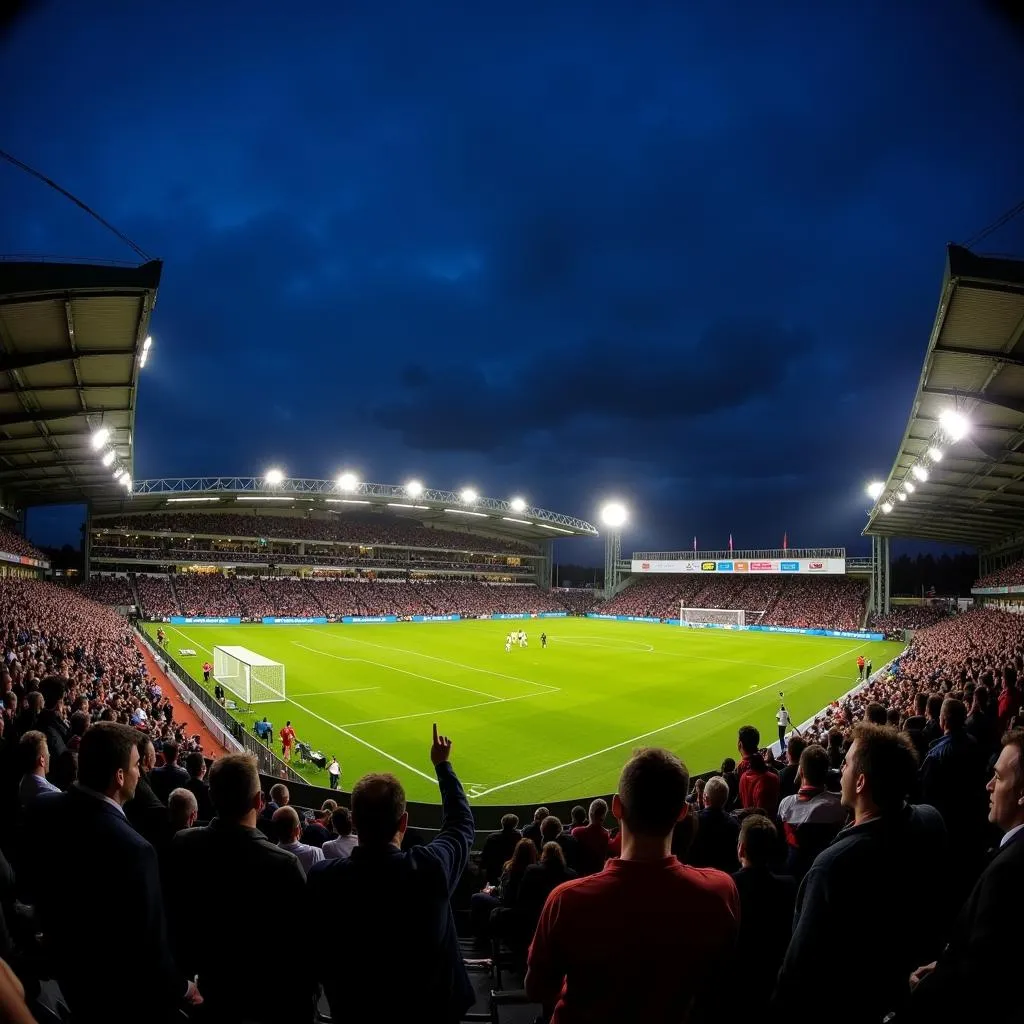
[460,487,478,504]
[905,481,915,493]
[101,449,116,467]
[927,446,943,462]
[897,491,907,501]
[113,467,125,481]
[264,468,284,486]
[866,481,885,500]
[881,502,893,514]
[939,409,969,442]
[336,472,358,492]
[600,502,628,528]
[143,336,152,351]
[90,427,110,451]
[911,465,928,482]
[121,474,132,491]
[405,479,424,497]
[509,496,527,513]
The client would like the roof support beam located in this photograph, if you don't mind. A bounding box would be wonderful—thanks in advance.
[0,382,132,394]
[936,345,1024,368]
[0,406,131,427]
[921,385,1024,418]
[0,348,130,373]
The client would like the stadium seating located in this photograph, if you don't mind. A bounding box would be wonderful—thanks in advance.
[973,558,1024,589]
[0,525,46,561]
[868,604,951,638]
[135,574,178,617]
[77,574,134,606]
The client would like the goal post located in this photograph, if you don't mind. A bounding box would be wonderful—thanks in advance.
[213,645,286,704]
[679,606,746,629]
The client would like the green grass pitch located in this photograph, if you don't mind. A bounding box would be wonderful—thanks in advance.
[145,619,903,806]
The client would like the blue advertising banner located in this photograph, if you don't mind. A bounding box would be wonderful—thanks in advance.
[170,616,241,625]
[586,613,664,624]
[746,624,884,641]
[410,614,462,623]
[537,611,569,618]
[488,613,534,620]
[262,616,328,625]
[342,615,398,624]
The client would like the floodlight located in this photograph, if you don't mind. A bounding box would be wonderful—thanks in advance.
[905,481,915,493]
[121,474,132,491]
[509,496,527,513]
[113,467,124,481]
[101,449,116,467]
[265,468,284,486]
[600,502,628,528]
[866,481,885,500]
[927,447,943,462]
[143,336,152,351]
[460,487,478,504]
[405,479,424,497]
[336,472,358,491]
[897,492,907,501]
[939,409,969,442]
[911,465,928,482]
[90,427,109,450]
[881,502,893,514]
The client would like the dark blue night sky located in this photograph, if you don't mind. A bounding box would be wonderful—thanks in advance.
[3,2,1023,559]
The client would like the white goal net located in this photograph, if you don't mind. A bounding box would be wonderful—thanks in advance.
[213,645,286,704]
[680,606,746,629]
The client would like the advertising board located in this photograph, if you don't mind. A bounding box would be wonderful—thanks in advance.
[631,557,846,575]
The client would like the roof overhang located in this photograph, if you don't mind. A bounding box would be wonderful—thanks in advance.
[0,259,162,506]
[864,245,1024,548]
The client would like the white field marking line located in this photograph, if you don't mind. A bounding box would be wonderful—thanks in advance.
[470,640,874,799]
[299,626,560,693]
[286,696,436,783]
[293,641,502,700]
[289,686,381,698]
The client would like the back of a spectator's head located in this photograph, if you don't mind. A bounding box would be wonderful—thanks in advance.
[926,694,943,721]
[615,747,689,838]
[886,708,900,728]
[915,692,928,715]
[161,739,179,765]
[532,806,549,823]
[588,798,608,823]
[208,754,261,822]
[540,840,566,868]
[19,729,47,773]
[78,722,140,799]
[738,814,777,868]
[269,783,289,806]
[737,726,760,755]
[272,805,301,843]
[720,757,737,774]
[500,813,519,831]
[168,787,199,829]
[703,776,729,809]
[786,736,808,765]
[39,676,65,710]
[799,744,831,789]
[540,815,563,842]
[844,724,918,814]
[975,685,990,708]
[332,806,353,836]
[940,698,967,732]
[570,805,587,827]
[351,773,407,846]
[321,799,338,814]
[866,703,888,726]
[185,751,205,779]
[69,711,89,738]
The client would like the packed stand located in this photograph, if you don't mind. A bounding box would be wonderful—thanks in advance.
[98,511,538,556]
[550,587,601,615]
[869,603,952,639]
[0,526,46,562]
[77,574,134,607]
[135,573,179,617]
[973,557,1024,589]
[172,573,241,617]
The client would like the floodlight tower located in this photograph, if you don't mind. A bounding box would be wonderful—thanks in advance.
[600,502,628,599]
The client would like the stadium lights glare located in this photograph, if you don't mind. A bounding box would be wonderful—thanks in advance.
[264,468,284,486]
[502,516,532,525]
[445,508,487,517]
[905,481,915,493]
[143,336,152,351]
[100,449,116,467]
[112,467,124,481]
[166,497,220,503]
[881,502,893,514]
[336,472,358,491]
[460,487,478,504]
[405,479,424,497]
[911,465,928,482]
[139,351,149,368]
[389,502,429,510]
[600,502,628,528]
[238,496,291,502]
[866,481,885,500]
[90,427,110,450]
[539,523,575,533]
[897,492,907,501]
[121,475,132,491]
[927,446,943,462]
[939,409,969,442]
[509,496,527,513]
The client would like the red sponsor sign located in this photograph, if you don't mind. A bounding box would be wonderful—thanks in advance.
[641,562,651,571]
[750,561,774,571]
[809,561,825,571]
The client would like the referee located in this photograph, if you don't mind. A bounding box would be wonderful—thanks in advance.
[776,701,791,752]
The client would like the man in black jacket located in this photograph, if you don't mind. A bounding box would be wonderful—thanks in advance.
[307,724,476,1024]
[480,813,521,884]
[22,722,197,1023]
[150,739,190,804]
[183,750,215,821]
[906,729,1024,1022]
[773,724,947,1023]
[166,753,310,1023]
[35,676,69,760]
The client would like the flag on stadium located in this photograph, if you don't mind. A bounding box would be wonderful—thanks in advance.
[926,585,936,597]
[783,532,788,550]
[728,534,733,552]
[693,536,697,552]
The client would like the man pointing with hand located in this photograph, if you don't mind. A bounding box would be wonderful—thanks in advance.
[306,724,477,1024]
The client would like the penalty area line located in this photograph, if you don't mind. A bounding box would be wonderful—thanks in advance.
[289,686,381,698]
[470,640,874,799]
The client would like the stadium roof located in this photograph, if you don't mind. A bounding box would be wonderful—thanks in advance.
[0,259,161,506]
[90,477,599,540]
[865,244,1024,547]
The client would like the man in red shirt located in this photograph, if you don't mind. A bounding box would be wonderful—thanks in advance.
[280,720,297,761]
[737,725,781,815]
[570,797,611,875]
[526,748,739,1023]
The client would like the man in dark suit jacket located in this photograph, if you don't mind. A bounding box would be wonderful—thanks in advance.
[165,753,310,1023]
[480,813,522,884]
[125,734,167,844]
[306,724,476,1024]
[183,750,214,821]
[688,776,740,873]
[906,729,1024,1022]
[774,725,947,1024]
[150,739,190,804]
[21,722,197,1023]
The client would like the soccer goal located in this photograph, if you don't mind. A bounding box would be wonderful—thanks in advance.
[680,606,746,629]
[213,645,286,704]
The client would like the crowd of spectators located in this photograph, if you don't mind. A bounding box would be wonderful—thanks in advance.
[869,603,952,638]
[135,574,177,617]
[597,574,869,631]
[171,573,241,617]
[973,557,1024,589]
[98,511,538,556]
[77,574,133,606]
[0,527,46,562]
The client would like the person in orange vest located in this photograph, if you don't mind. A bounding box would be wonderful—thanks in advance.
[202,660,212,683]
[856,655,865,680]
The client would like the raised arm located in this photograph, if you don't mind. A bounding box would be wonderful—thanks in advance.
[426,723,476,892]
